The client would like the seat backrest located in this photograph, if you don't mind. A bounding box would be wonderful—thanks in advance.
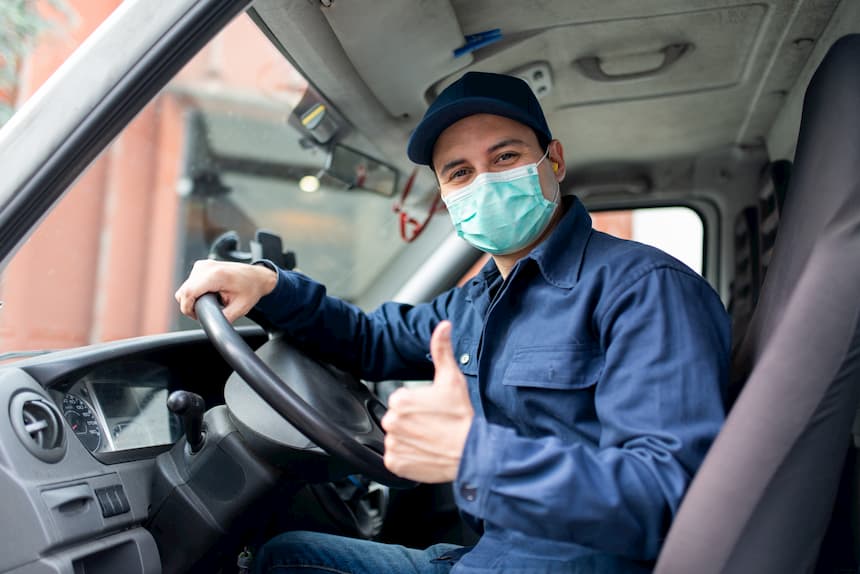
[655,35,860,574]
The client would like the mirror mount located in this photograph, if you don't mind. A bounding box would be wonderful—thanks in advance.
[324,143,399,197]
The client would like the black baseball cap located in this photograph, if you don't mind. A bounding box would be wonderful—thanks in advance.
[406,71,553,166]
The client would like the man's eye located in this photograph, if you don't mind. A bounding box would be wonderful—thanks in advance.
[450,168,470,180]
[497,152,519,163]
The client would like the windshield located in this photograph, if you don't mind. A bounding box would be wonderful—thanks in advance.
[0,12,412,359]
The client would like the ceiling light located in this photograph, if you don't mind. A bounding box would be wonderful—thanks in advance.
[299,175,321,193]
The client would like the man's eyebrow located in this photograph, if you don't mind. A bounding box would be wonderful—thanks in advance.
[439,158,467,178]
[487,138,528,154]
[438,139,530,177]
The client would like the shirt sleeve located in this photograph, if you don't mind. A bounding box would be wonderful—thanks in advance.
[253,267,451,381]
[453,266,730,560]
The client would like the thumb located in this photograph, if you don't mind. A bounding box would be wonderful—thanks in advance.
[430,321,462,383]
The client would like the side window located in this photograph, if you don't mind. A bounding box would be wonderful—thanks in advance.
[591,207,704,274]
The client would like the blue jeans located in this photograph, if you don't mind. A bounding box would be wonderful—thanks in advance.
[252,530,465,574]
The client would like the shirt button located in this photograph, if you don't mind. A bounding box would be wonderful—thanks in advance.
[459,353,470,365]
[460,484,477,502]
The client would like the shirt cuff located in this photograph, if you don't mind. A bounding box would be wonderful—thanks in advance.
[252,259,290,315]
[454,417,508,518]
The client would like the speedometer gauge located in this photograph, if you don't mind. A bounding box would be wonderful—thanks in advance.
[62,394,102,452]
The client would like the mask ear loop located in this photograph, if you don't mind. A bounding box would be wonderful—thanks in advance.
[539,147,562,204]
[547,176,561,205]
[537,145,559,173]
[536,147,551,167]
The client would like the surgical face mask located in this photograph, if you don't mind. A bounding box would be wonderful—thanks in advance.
[442,149,560,255]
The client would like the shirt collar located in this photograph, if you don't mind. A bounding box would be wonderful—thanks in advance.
[464,195,592,297]
[464,258,501,302]
[525,195,592,289]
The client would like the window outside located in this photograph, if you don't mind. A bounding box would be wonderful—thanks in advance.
[0,11,410,360]
[592,207,704,274]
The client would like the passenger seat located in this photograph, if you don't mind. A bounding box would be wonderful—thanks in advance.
[655,34,860,574]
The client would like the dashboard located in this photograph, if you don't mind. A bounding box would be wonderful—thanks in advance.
[49,360,182,454]
[0,327,268,574]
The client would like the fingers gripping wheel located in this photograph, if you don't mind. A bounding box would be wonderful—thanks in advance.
[194,293,414,488]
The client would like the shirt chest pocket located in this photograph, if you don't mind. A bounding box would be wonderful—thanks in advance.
[500,344,603,436]
[502,344,602,390]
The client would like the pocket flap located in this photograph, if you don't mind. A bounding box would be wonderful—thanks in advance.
[503,344,601,390]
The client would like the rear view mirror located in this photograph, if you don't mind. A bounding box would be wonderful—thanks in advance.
[325,143,398,197]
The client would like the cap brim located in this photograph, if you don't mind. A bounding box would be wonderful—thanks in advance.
[406,97,552,166]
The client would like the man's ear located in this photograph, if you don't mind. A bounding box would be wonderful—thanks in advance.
[548,140,566,182]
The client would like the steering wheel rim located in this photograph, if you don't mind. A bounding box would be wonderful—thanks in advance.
[195,293,414,488]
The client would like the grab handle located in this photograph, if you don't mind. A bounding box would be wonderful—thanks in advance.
[575,43,693,82]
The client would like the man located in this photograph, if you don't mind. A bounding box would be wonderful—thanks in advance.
[175,72,730,573]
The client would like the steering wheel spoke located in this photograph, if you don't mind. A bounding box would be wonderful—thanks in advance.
[353,416,386,455]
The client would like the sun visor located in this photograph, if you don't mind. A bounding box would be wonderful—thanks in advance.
[320,0,472,121]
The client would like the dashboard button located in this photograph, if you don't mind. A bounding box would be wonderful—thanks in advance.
[95,488,117,517]
[111,485,130,513]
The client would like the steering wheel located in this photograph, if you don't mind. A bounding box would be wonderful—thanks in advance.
[195,293,414,488]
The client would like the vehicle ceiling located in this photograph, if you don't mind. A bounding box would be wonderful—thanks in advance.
[252,0,841,183]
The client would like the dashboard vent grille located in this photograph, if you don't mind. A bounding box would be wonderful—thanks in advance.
[10,391,66,463]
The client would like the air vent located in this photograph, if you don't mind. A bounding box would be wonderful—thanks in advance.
[10,391,66,463]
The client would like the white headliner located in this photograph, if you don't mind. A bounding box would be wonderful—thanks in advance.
[255,0,841,171]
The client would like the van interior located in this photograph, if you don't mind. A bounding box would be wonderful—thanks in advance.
[0,1,859,573]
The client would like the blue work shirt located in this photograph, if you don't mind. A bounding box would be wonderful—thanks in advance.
[254,196,730,573]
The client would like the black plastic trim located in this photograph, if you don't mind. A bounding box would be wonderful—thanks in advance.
[17,325,265,385]
[95,444,172,465]
[0,0,253,265]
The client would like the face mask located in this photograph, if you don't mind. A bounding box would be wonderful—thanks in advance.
[442,149,560,255]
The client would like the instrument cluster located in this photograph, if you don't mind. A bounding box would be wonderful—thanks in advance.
[53,361,182,454]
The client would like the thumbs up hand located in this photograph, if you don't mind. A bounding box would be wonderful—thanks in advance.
[381,321,475,483]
